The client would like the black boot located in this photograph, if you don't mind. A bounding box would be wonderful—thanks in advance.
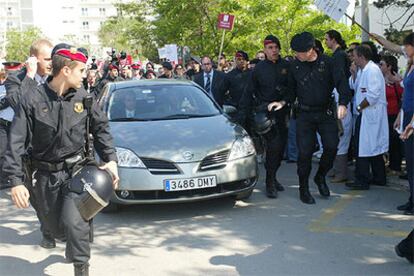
[314,173,330,197]
[74,263,89,276]
[274,179,285,192]
[265,172,277,198]
[397,202,413,211]
[299,181,315,204]
[40,233,56,249]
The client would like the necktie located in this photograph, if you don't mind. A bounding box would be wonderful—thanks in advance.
[205,73,211,95]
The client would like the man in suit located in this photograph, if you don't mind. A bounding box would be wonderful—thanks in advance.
[193,56,227,107]
[111,91,136,119]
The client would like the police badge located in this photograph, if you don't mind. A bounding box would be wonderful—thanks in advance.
[74,102,84,113]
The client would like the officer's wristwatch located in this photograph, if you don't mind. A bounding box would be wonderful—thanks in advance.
[356,105,362,112]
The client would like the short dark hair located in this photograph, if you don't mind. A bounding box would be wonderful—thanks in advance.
[326,30,347,49]
[52,55,79,77]
[361,41,380,63]
[354,45,372,61]
[403,32,414,47]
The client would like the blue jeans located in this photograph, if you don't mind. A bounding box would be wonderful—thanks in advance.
[403,111,414,205]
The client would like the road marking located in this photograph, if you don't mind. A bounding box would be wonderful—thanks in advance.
[308,190,407,238]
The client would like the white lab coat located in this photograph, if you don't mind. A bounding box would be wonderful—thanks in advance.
[333,88,352,155]
[349,61,389,157]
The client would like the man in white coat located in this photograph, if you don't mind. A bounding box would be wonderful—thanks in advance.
[347,45,389,190]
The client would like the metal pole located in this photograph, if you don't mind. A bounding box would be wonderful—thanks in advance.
[218,29,226,63]
[361,0,370,41]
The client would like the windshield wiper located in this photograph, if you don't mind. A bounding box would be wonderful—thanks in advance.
[154,114,217,120]
[110,118,151,122]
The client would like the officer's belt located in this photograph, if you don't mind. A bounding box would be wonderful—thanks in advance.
[297,104,329,112]
[32,153,84,172]
[0,118,11,127]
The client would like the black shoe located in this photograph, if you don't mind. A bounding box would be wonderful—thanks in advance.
[397,202,412,211]
[395,245,414,263]
[399,174,408,180]
[346,182,370,190]
[40,234,56,249]
[266,187,277,198]
[299,189,315,204]
[403,207,414,216]
[274,179,285,192]
[313,174,330,197]
[74,263,89,276]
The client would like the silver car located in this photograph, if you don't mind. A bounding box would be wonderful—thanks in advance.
[98,79,258,210]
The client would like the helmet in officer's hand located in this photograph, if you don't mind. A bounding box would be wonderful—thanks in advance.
[253,111,273,135]
[70,165,114,220]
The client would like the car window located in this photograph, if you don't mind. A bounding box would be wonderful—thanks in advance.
[107,85,221,121]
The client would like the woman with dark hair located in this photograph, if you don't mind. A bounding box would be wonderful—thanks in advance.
[380,55,404,174]
[326,29,347,50]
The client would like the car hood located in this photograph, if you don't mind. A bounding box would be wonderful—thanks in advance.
[109,115,244,162]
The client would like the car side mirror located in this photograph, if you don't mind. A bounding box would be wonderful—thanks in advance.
[223,105,237,115]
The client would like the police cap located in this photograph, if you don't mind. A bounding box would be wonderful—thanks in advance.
[235,50,249,61]
[2,61,22,71]
[162,61,173,71]
[290,32,315,52]
[264,35,281,49]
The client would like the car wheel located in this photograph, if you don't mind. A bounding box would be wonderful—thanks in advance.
[234,189,253,201]
[101,201,119,213]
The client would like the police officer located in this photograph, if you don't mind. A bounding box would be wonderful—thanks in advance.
[3,44,119,275]
[224,51,250,112]
[240,35,290,198]
[269,32,350,204]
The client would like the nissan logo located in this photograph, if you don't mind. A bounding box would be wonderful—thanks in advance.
[182,151,194,160]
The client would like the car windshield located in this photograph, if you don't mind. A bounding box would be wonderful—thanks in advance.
[107,84,221,121]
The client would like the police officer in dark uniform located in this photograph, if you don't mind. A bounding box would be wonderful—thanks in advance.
[270,32,350,204]
[224,50,250,108]
[3,44,119,275]
[240,35,290,198]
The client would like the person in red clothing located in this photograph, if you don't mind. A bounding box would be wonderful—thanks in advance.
[380,55,404,174]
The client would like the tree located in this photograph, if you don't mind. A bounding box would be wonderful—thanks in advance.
[99,0,360,61]
[373,0,414,43]
[5,27,43,62]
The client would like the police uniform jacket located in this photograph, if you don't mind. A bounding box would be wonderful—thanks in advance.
[3,83,118,187]
[223,67,250,107]
[286,54,351,108]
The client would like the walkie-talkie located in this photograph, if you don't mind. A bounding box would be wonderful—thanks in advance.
[83,96,94,158]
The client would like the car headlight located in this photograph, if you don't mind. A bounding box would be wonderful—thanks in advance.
[116,147,146,168]
[228,136,256,161]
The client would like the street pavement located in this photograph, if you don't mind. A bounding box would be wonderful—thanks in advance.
[0,160,413,276]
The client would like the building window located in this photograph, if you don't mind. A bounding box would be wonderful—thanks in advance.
[82,21,89,30]
[7,7,13,16]
[81,7,88,16]
[6,21,13,28]
[83,35,90,43]
[99,8,106,16]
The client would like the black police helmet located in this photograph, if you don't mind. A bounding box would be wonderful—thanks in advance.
[71,165,113,201]
[253,111,273,135]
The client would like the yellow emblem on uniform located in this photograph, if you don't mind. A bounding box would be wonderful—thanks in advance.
[74,102,84,113]
[70,47,77,54]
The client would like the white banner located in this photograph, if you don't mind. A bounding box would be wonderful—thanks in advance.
[314,0,350,22]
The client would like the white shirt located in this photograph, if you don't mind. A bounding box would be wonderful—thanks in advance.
[34,74,48,85]
[126,109,135,118]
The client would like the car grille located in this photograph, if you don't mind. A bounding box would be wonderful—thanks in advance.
[140,157,180,175]
[199,150,230,171]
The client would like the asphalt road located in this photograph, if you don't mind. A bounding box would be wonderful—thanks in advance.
[0,161,413,276]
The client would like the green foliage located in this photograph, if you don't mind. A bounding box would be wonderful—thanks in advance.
[99,0,360,61]
[5,27,43,62]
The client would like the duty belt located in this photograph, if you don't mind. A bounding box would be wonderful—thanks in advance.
[297,103,329,112]
[32,153,84,172]
[0,118,11,127]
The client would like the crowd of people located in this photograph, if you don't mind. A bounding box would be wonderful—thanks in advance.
[0,29,413,274]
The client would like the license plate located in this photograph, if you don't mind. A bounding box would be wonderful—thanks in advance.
[164,176,217,192]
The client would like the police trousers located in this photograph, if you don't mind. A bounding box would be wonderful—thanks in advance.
[296,111,339,184]
[262,122,288,184]
[31,169,90,265]
[0,123,9,185]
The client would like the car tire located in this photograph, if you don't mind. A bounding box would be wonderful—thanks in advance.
[234,189,253,201]
[101,201,119,213]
